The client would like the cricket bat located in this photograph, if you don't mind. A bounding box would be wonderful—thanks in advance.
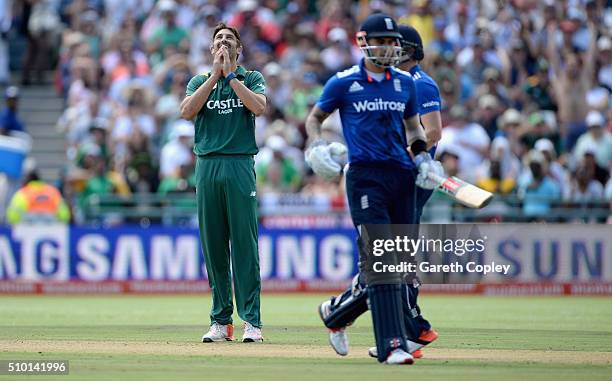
[428,173,493,209]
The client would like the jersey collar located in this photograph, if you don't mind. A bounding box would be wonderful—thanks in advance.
[359,58,392,83]
[235,66,247,79]
[409,64,421,75]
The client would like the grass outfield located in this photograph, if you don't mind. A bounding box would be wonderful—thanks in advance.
[0,295,611,380]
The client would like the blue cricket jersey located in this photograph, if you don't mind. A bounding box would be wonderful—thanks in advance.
[409,64,442,158]
[316,59,419,169]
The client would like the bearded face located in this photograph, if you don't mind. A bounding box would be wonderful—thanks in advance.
[211,29,242,62]
[356,35,402,68]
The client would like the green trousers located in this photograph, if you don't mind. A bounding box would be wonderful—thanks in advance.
[196,155,261,327]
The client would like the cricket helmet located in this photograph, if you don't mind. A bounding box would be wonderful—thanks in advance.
[356,13,402,67]
[398,25,424,63]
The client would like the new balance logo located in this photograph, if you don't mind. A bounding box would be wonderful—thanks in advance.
[349,81,364,92]
[250,191,257,197]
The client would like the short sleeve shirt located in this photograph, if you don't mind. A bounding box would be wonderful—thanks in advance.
[316,59,419,169]
[186,66,265,156]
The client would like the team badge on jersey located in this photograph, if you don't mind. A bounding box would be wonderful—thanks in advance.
[394,78,401,92]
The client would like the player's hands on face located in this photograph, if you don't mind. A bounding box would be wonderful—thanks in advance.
[211,48,224,78]
[221,46,233,77]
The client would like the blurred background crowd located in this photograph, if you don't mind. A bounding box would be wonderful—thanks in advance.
[0,0,610,224]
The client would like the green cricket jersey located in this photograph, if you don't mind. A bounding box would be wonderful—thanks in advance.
[186,66,266,156]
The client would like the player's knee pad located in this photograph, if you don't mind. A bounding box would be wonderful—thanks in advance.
[322,275,368,329]
[368,284,408,363]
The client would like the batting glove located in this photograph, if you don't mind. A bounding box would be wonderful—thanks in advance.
[305,141,346,179]
[415,152,444,190]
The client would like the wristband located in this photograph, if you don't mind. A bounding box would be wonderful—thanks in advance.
[225,72,237,84]
[410,139,427,156]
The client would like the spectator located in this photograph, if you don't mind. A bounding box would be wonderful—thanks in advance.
[475,68,510,108]
[586,87,609,116]
[78,151,128,210]
[427,19,453,56]
[581,148,610,186]
[6,171,70,224]
[76,10,102,60]
[501,38,533,94]
[457,39,494,85]
[573,111,612,170]
[596,36,611,90]
[564,162,604,204]
[256,135,301,193]
[102,40,150,88]
[159,120,194,179]
[22,0,62,85]
[146,0,189,68]
[399,0,434,47]
[547,21,598,151]
[75,118,109,168]
[284,71,322,125]
[158,163,195,196]
[261,62,291,112]
[444,4,475,50]
[534,138,570,195]
[522,58,557,113]
[518,111,561,154]
[437,105,490,182]
[112,85,157,170]
[518,150,561,220]
[320,27,358,75]
[154,67,190,139]
[126,150,159,194]
[0,87,26,136]
[437,146,462,178]
[497,108,524,156]
[476,136,520,195]
[475,94,502,140]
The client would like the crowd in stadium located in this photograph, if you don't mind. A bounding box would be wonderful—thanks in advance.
[2,0,611,222]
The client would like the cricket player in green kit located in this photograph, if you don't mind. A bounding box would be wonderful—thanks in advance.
[180,23,266,343]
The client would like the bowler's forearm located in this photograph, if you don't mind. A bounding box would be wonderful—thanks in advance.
[229,80,266,116]
[180,74,220,120]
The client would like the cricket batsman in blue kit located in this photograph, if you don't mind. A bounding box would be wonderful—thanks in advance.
[304,14,444,364]
[315,24,444,360]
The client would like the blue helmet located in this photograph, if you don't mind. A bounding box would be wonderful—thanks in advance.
[356,13,402,67]
[398,25,424,63]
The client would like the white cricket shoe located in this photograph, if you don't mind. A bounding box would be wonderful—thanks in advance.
[242,322,263,342]
[328,328,349,356]
[370,345,424,359]
[319,300,349,356]
[202,322,234,342]
[385,349,414,365]
[368,346,377,358]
